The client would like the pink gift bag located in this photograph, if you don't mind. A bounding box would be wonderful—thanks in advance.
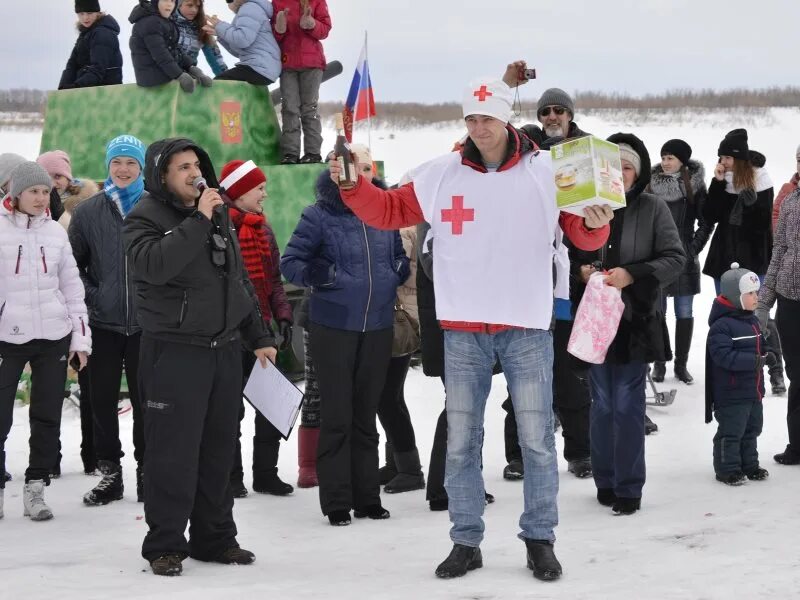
[567,272,625,364]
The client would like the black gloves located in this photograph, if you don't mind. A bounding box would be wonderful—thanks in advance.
[278,320,293,352]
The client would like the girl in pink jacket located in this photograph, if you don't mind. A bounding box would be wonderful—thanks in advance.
[0,162,91,522]
[272,0,332,164]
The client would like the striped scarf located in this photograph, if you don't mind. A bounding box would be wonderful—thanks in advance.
[230,208,273,320]
[104,175,144,217]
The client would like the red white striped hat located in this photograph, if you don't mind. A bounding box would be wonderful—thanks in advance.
[219,160,266,200]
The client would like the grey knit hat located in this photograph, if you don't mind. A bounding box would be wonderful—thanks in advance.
[0,153,26,189]
[537,88,575,117]
[618,143,642,176]
[720,262,760,310]
[9,162,52,200]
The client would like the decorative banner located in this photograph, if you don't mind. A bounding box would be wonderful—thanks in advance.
[220,101,243,144]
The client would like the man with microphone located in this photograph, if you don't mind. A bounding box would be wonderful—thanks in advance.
[123,138,277,577]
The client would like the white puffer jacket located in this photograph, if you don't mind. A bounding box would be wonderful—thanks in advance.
[0,197,91,352]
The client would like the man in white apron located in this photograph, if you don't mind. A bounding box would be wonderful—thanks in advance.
[330,78,613,581]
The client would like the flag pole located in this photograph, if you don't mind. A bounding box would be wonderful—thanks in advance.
[364,30,372,152]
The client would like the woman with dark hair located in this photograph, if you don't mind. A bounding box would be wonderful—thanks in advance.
[649,139,712,385]
[281,148,409,526]
[573,133,685,516]
[174,0,228,76]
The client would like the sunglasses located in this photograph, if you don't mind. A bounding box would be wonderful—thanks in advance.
[538,106,567,118]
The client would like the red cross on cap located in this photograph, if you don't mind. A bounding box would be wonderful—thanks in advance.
[473,85,493,102]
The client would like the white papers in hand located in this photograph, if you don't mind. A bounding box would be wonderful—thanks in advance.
[243,360,304,439]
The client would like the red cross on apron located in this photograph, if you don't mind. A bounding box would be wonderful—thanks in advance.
[473,85,493,102]
[441,195,475,235]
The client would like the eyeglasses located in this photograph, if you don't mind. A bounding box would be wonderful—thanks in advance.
[538,106,567,118]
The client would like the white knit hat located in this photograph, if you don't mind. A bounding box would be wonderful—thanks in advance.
[462,79,513,123]
[618,143,642,177]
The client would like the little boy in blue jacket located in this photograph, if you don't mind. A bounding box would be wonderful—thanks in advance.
[705,263,772,486]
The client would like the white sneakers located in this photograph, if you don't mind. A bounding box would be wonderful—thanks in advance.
[23,480,53,521]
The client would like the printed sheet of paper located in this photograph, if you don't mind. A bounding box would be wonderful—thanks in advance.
[243,360,304,439]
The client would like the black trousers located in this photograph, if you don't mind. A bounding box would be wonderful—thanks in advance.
[777,296,800,453]
[376,354,417,452]
[232,352,284,485]
[309,323,392,515]
[425,377,448,503]
[216,65,273,86]
[139,337,242,562]
[0,336,70,488]
[78,365,95,470]
[504,319,591,463]
[89,328,143,465]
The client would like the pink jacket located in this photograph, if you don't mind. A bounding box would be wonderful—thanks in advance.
[271,0,331,70]
[0,197,91,352]
[773,173,799,231]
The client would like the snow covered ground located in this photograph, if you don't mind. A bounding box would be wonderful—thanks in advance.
[2,113,800,599]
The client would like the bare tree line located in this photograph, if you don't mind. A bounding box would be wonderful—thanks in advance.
[1,87,798,127]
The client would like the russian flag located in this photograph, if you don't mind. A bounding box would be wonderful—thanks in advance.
[342,42,375,142]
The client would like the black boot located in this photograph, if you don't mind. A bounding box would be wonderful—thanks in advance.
[503,459,524,480]
[597,487,617,506]
[567,457,593,479]
[136,464,144,503]
[354,504,390,520]
[379,441,397,485]
[774,445,800,465]
[435,544,483,578]
[673,318,694,384]
[3,470,10,482]
[612,497,641,515]
[644,414,658,435]
[770,370,787,395]
[384,449,425,493]
[150,553,183,576]
[213,547,255,565]
[83,460,123,506]
[652,362,666,383]
[253,474,294,496]
[230,479,248,498]
[524,540,562,581]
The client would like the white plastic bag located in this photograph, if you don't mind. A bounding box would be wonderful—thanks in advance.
[567,272,625,364]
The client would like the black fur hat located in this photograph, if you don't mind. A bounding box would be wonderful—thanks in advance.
[75,0,101,12]
[718,129,749,159]
[660,139,692,166]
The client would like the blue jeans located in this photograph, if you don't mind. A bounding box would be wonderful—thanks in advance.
[589,361,647,498]
[661,294,694,319]
[444,328,558,547]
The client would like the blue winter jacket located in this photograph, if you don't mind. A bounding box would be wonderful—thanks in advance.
[280,172,410,332]
[215,0,281,83]
[704,297,765,423]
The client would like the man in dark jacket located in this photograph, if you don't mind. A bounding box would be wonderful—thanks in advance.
[59,4,123,89]
[70,134,147,505]
[123,137,276,576]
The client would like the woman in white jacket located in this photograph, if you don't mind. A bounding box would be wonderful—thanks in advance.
[0,162,91,522]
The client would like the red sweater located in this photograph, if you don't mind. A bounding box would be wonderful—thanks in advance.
[340,173,610,333]
[271,0,331,70]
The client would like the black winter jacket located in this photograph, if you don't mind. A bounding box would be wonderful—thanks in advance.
[570,133,686,364]
[129,1,192,87]
[59,15,123,89]
[702,169,774,279]
[705,297,765,423]
[648,160,713,297]
[123,138,274,349]
[69,191,139,336]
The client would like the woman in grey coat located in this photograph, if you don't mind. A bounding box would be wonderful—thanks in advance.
[571,133,685,516]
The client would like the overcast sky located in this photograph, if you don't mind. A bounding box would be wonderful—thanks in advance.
[3,0,798,103]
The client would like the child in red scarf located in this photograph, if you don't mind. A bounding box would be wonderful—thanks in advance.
[220,159,294,497]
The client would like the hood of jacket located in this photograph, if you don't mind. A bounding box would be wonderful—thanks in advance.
[708,295,753,326]
[82,13,121,35]
[143,138,219,213]
[607,132,651,201]
[1,195,52,228]
[242,0,273,18]
[649,159,706,201]
[130,0,172,24]
[315,170,387,215]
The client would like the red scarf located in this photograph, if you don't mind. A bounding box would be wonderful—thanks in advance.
[230,208,274,321]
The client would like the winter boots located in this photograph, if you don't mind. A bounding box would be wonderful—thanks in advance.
[353,504,390,520]
[525,539,562,581]
[612,497,641,515]
[503,458,524,480]
[644,414,659,435]
[23,480,53,521]
[379,441,397,485]
[770,371,787,395]
[83,460,123,506]
[384,449,425,494]
[774,445,800,465]
[716,472,746,486]
[150,553,183,576]
[435,544,483,578]
[567,457,593,479]
[652,362,666,383]
[673,318,694,384]
[297,426,320,488]
[253,475,294,496]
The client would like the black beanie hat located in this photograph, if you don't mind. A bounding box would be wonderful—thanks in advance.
[75,0,101,12]
[718,128,749,159]
[660,139,692,166]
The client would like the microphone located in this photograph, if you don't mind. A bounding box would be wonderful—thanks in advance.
[193,176,230,217]
[193,176,208,193]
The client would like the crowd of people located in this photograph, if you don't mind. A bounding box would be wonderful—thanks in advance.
[60,0,330,163]
[0,4,798,583]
